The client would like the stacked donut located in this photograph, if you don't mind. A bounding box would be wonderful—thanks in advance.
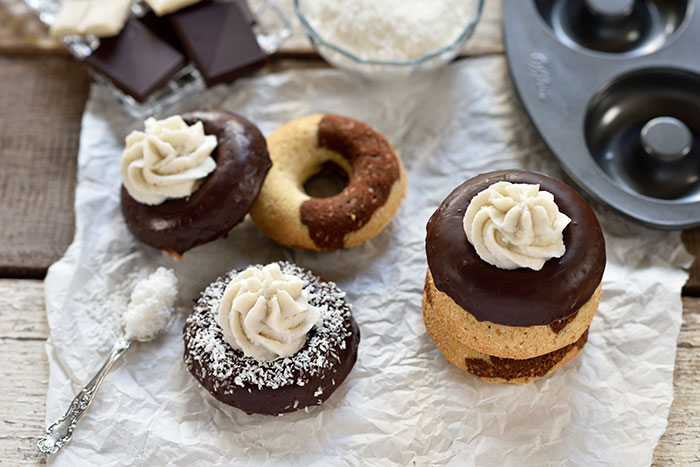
[424,170,605,383]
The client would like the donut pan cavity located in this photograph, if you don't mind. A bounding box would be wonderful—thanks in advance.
[504,0,700,229]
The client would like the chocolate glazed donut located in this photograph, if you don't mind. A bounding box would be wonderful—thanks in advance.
[426,170,606,327]
[183,262,360,415]
[121,109,271,256]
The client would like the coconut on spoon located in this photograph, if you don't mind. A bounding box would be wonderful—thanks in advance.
[38,267,178,454]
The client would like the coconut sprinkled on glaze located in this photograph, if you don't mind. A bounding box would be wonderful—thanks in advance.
[184,262,352,391]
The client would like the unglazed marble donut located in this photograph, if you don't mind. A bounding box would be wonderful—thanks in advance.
[249,114,407,251]
[121,109,271,257]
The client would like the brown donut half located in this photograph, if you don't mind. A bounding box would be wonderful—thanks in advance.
[300,115,403,250]
[426,170,606,327]
[183,261,360,415]
[121,108,271,256]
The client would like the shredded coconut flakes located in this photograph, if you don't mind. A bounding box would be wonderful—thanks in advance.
[184,262,353,391]
[300,0,477,61]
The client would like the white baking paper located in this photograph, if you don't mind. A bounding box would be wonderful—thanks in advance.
[43,57,692,466]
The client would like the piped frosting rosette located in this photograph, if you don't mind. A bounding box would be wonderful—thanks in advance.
[463,181,571,271]
[216,263,322,361]
[121,115,217,206]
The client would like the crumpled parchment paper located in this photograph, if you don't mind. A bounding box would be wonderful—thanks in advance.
[43,57,692,466]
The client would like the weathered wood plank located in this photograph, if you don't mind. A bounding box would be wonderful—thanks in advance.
[0,280,697,465]
[653,297,700,466]
[0,279,48,465]
[0,279,47,339]
[682,229,700,295]
[0,55,90,279]
[0,338,49,466]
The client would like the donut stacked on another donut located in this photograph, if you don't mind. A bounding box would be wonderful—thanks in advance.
[183,261,360,415]
[121,109,271,257]
[250,114,407,251]
[423,170,606,383]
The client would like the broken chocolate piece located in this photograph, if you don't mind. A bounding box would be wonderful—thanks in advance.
[85,19,186,102]
[169,1,265,86]
[138,12,185,52]
[235,0,256,26]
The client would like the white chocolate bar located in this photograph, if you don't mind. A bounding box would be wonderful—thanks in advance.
[79,0,132,37]
[49,0,90,38]
[145,0,201,16]
[49,0,133,39]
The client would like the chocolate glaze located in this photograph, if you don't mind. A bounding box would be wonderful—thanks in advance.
[465,329,588,381]
[183,262,360,415]
[549,310,579,334]
[426,170,605,327]
[300,115,401,250]
[121,108,271,255]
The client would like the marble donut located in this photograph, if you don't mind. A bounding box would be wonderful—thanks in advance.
[249,114,407,251]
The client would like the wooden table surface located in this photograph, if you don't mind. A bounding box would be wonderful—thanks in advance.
[0,1,698,465]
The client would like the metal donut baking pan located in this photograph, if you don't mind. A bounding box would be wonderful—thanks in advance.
[504,0,700,229]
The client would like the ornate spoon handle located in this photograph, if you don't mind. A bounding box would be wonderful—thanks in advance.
[38,336,132,454]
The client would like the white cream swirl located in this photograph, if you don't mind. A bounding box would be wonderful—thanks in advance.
[216,263,322,361]
[463,181,571,271]
[121,115,217,205]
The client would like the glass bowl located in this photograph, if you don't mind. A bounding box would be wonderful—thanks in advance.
[294,0,484,79]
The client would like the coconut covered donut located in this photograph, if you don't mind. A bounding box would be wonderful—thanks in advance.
[249,114,407,251]
[183,261,360,415]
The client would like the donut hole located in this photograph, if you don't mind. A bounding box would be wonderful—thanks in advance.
[303,161,350,199]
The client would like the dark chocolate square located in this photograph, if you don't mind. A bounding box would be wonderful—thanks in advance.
[85,19,186,102]
[235,0,256,26]
[169,0,266,86]
[139,12,185,53]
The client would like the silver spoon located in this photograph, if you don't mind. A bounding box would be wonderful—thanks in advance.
[37,335,132,454]
[37,266,178,455]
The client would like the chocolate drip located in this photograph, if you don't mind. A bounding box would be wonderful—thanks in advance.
[465,329,589,381]
[299,115,400,250]
[121,108,271,255]
[426,170,605,327]
[549,310,579,334]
